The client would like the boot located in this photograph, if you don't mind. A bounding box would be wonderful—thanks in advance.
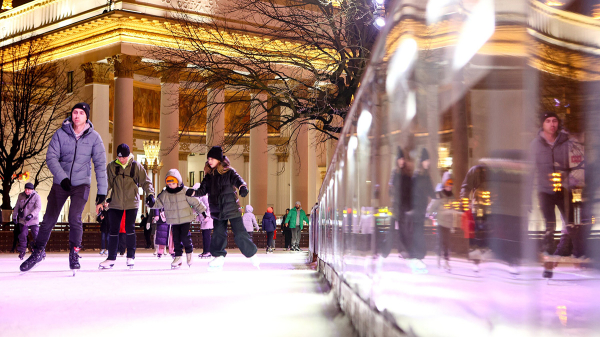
[69,246,81,270]
[186,253,193,266]
[20,247,45,272]
[171,256,182,269]
[99,259,116,269]
[126,258,135,269]
[208,256,225,269]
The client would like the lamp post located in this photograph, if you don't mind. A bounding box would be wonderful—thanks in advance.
[142,140,162,214]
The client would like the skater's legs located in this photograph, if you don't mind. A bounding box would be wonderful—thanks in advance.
[291,227,300,247]
[210,219,228,257]
[538,192,559,255]
[229,217,258,257]
[11,223,20,252]
[100,232,108,250]
[67,184,90,248]
[17,224,29,253]
[172,223,193,255]
[438,227,450,260]
[202,229,211,254]
[247,231,254,242]
[107,209,124,260]
[35,184,69,249]
[267,231,274,249]
[284,230,292,249]
[172,225,184,257]
[124,209,138,259]
[29,225,39,247]
[118,233,127,255]
[411,217,426,260]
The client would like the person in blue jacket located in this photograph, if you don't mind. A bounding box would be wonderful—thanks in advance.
[262,207,277,253]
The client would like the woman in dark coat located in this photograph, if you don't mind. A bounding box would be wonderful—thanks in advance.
[187,146,258,269]
[281,208,291,250]
[411,148,435,268]
[389,147,412,258]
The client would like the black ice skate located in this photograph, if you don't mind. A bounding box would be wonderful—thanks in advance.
[69,246,81,276]
[19,248,46,272]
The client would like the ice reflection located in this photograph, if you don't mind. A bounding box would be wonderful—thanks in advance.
[311,0,600,335]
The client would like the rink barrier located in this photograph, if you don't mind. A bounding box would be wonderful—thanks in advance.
[0,222,310,251]
[316,257,406,337]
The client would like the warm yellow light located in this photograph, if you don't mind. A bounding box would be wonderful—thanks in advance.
[551,172,562,192]
[1,0,12,10]
[143,140,161,168]
[545,1,564,6]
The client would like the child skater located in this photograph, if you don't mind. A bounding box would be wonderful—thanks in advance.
[186,146,259,270]
[154,210,170,259]
[262,207,277,253]
[196,193,213,259]
[427,171,458,272]
[152,169,206,269]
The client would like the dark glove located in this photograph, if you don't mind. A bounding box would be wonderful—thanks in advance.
[25,214,33,221]
[96,194,106,205]
[185,189,196,197]
[60,178,71,191]
[146,194,155,208]
[106,198,112,203]
[239,186,248,198]
[202,212,207,219]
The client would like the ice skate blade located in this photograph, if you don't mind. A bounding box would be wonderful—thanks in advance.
[171,265,181,269]
[72,270,77,277]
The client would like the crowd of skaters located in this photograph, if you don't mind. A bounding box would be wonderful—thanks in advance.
[13,102,309,274]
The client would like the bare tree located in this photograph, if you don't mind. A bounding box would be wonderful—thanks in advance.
[0,36,77,210]
[149,0,380,151]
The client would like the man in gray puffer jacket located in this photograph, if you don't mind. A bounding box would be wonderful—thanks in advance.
[531,112,572,256]
[20,102,107,273]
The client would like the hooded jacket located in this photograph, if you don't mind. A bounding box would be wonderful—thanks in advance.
[196,166,247,220]
[196,195,214,230]
[242,205,259,232]
[153,169,206,225]
[427,172,459,229]
[12,191,42,226]
[46,118,107,194]
[531,130,570,194]
[262,211,277,232]
[106,154,154,210]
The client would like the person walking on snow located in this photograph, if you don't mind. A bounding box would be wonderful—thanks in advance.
[283,201,309,252]
[262,207,277,253]
[13,182,42,260]
[185,146,259,270]
[20,102,107,274]
[152,169,206,269]
[243,205,259,242]
[99,143,155,270]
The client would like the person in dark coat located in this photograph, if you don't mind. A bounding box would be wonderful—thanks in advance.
[410,148,435,270]
[140,213,151,249]
[12,182,43,260]
[281,208,291,250]
[262,207,277,253]
[388,147,412,258]
[154,210,170,259]
[186,146,258,269]
[97,203,109,255]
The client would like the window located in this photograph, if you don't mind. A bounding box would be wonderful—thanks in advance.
[67,71,74,93]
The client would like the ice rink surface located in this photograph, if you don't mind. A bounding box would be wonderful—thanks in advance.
[0,250,356,337]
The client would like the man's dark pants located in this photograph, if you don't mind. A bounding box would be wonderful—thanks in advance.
[35,183,90,250]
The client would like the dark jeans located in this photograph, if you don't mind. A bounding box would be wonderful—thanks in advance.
[172,222,193,257]
[211,217,257,258]
[397,215,412,256]
[143,226,152,248]
[411,214,426,260]
[35,183,90,249]
[266,231,274,249]
[202,229,211,254]
[107,209,137,259]
[538,191,572,255]
[247,231,254,242]
[437,227,450,260]
[283,230,292,249]
[18,225,39,253]
[489,214,522,265]
[100,232,109,250]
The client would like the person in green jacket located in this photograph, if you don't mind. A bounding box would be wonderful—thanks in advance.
[284,201,309,252]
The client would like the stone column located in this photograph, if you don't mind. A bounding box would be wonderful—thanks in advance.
[249,93,268,213]
[109,54,140,158]
[206,87,225,147]
[290,124,309,210]
[307,128,318,209]
[81,62,111,221]
[159,70,180,190]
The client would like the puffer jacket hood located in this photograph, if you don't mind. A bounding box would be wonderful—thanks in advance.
[46,117,107,194]
[262,212,277,232]
[165,169,183,186]
[245,205,253,213]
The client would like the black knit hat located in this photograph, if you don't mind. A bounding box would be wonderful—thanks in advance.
[72,102,90,121]
[541,111,559,126]
[396,146,404,160]
[207,146,224,162]
[24,182,34,190]
[420,147,430,163]
[116,143,130,158]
